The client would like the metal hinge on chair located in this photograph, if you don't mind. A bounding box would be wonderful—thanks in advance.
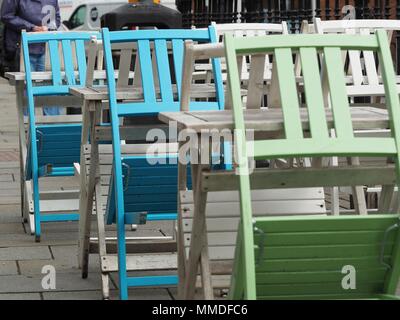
[36,130,44,153]
[122,162,131,191]
[380,221,399,269]
[254,220,266,267]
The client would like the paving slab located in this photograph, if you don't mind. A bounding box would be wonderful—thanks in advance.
[110,288,172,300]
[18,260,79,275]
[50,245,101,271]
[0,222,24,234]
[42,290,103,300]
[0,174,13,182]
[0,246,51,261]
[0,261,18,275]
[0,232,78,247]
[0,273,104,293]
[0,293,41,300]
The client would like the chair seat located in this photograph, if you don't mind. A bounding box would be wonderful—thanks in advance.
[105,155,192,225]
[26,124,82,180]
[244,214,400,300]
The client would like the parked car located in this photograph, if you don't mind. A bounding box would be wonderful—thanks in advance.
[62,1,127,31]
[63,0,177,31]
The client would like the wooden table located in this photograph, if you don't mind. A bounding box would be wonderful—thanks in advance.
[69,83,225,299]
[158,106,392,299]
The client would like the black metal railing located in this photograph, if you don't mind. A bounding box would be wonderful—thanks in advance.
[176,0,397,31]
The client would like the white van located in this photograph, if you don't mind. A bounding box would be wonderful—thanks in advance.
[62,0,178,31]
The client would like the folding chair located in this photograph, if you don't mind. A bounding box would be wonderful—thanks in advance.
[22,31,99,241]
[224,30,400,299]
[178,40,326,299]
[100,25,224,300]
[313,18,400,215]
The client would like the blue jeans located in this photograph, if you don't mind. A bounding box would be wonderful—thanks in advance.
[29,53,61,116]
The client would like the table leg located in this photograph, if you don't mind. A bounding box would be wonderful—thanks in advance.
[78,101,100,277]
[15,82,27,222]
[177,140,187,299]
[183,134,212,300]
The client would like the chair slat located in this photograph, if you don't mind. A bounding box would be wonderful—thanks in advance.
[48,40,62,86]
[172,39,184,100]
[323,47,354,139]
[274,48,302,139]
[75,39,87,84]
[61,40,76,85]
[137,39,156,104]
[246,54,265,109]
[300,47,329,139]
[116,47,133,88]
[360,29,379,86]
[154,39,174,103]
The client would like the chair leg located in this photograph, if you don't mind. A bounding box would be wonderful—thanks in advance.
[25,180,35,235]
[113,169,128,300]
[101,273,110,300]
[95,181,111,299]
[378,185,395,213]
[183,163,208,300]
[347,157,367,215]
[177,152,188,299]
[117,204,128,300]
[32,171,41,241]
[200,234,213,299]
[176,204,186,299]
[229,228,244,300]
[79,105,100,277]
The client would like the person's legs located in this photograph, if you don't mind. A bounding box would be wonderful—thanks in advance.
[30,53,60,116]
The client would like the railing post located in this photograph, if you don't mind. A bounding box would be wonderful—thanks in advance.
[325,0,331,20]
[373,0,381,19]
[397,0,400,74]
[384,0,391,19]
[315,0,321,18]
[334,0,341,19]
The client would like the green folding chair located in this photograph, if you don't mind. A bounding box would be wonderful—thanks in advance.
[224,30,400,299]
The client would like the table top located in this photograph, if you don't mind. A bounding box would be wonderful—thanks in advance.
[158,106,389,132]
[5,70,133,84]
[69,83,225,101]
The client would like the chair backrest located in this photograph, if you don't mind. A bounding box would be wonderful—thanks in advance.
[314,18,400,36]
[314,18,400,93]
[224,30,400,299]
[22,31,100,97]
[101,27,223,226]
[86,36,139,87]
[212,22,288,40]
[211,21,289,89]
[102,26,223,117]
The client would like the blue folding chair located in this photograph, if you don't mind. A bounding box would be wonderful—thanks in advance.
[22,31,100,241]
[101,26,225,299]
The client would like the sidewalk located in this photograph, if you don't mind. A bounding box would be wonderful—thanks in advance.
[0,78,175,300]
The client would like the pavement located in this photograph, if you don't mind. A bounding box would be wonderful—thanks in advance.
[0,77,176,300]
[0,75,399,300]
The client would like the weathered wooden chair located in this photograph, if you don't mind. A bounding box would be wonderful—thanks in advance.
[22,31,99,241]
[313,18,400,215]
[96,26,225,300]
[225,30,400,299]
[178,41,326,300]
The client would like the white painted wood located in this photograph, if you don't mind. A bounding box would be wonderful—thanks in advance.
[39,199,79,212]
[102,253,177,272]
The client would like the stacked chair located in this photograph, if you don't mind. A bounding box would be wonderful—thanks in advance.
[79,25,227,300]
[21,31,99,241]
[15,19,400,300]
[223,30,400,299]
